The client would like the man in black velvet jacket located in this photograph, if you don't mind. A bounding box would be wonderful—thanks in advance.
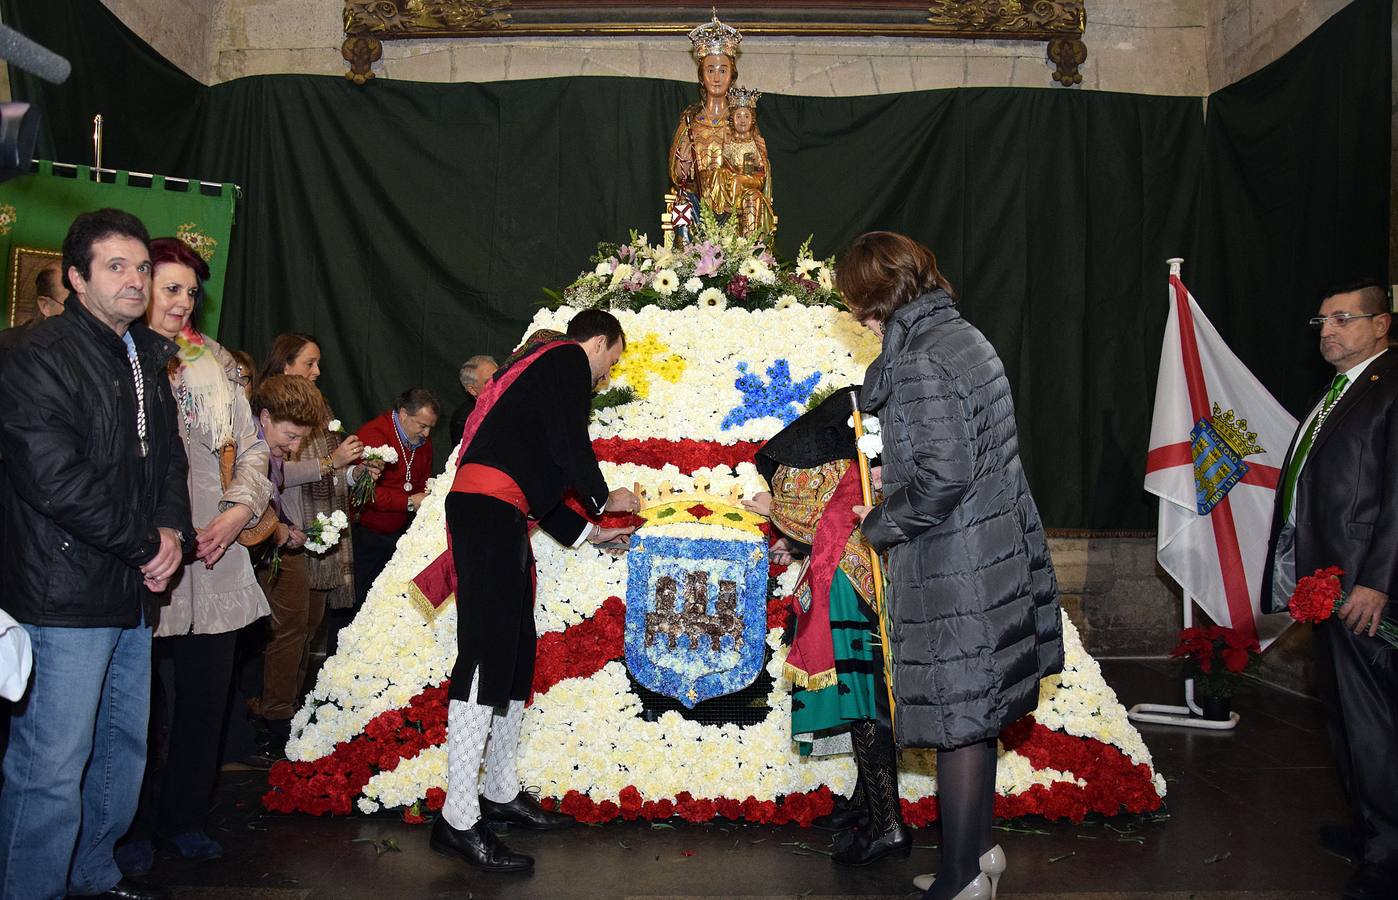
[1261,278,1398,900]
[430,309,638,875]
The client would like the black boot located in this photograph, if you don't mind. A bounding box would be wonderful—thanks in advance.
[430,816,534,872]
[813,773,870,831]
[831,719,910,866]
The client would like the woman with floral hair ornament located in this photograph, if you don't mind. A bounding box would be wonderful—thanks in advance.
[745,386,908,866]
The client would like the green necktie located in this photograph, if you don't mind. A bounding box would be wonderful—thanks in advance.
[1280,372,1348,520]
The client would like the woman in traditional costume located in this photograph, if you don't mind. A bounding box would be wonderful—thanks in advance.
[748,388,909,866]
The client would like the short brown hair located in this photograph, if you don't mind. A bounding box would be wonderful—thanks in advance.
[253,374,327,429]
[836,231,956,324]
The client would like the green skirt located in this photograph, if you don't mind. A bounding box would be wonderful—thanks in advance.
[791,568,880,755]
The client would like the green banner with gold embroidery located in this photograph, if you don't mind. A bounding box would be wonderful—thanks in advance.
[0,161,237,336]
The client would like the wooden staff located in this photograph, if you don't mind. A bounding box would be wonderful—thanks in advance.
[849,390,896,727]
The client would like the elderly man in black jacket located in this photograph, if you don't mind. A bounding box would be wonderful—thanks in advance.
[0,209,191,900]
[1261,278,1398,900]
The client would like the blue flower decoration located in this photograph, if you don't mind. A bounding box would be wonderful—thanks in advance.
[721,359,821,430]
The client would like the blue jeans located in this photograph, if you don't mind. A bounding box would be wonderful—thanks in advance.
[0,621,152,899]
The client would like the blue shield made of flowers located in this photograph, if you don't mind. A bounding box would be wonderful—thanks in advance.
[624,533,770,708]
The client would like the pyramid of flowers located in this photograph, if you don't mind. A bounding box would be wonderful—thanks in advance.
[264,221,1166,824]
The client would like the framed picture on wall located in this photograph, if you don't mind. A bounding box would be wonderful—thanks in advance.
[8,246,62,327]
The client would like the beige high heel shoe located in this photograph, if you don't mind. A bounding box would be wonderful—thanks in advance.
[944,873,991,900]
[913,844,1006,897]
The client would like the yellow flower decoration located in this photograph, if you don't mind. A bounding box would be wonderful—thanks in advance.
[611,332,687,399]
[0,204,17,236]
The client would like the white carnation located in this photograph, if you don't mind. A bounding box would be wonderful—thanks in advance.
[608,263,634,289]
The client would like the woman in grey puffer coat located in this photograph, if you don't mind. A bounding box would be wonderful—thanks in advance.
[841,232,1064,900]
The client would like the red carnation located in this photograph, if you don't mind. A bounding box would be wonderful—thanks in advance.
[1289,566,1344,624]
[425,787,446,811]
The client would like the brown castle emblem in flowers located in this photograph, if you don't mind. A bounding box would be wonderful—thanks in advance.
[645,570,744,652]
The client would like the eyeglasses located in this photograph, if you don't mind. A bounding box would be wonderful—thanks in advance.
[1308,313,1385,329]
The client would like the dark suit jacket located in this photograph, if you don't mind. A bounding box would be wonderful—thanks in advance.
[1261,349,1398,614]
[459,341,607,546]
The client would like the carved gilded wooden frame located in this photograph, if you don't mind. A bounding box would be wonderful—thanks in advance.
[342,2,1087,87]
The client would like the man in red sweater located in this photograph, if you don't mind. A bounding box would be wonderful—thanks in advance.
[352,388,440,608]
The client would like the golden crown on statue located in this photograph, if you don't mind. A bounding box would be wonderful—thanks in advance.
[727,86,762,108]
[1210,403,1264,456]
[689,9,742,60]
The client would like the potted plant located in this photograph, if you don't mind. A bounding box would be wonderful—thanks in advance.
[1169,624,1260,720]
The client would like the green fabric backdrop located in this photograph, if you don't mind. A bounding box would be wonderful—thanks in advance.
[2,0,1389,530]
[0,162,237,333]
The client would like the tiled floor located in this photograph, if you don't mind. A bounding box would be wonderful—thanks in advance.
[148,661,1359,898]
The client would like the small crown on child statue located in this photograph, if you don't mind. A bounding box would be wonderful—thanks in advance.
[689,9,742,61]
[728,86,762,108]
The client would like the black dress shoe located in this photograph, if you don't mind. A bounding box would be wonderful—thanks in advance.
[830,822,912,866]
[430,817,534,873]
[1343,862,1398,900]
[90,877,171,900]
[480,791,576,830]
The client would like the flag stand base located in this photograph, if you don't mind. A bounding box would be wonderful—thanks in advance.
[1128,681,1240,731]
[1128,591,1240,730]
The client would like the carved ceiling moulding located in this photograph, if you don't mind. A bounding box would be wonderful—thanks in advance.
[342,1,1086,88]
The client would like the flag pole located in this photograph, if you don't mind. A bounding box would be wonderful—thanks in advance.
[849,390,896,730]
[1129,256,1239,731]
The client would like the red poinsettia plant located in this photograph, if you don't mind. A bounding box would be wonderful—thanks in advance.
[1170,624,1260,699]
[1288,566,1398,649]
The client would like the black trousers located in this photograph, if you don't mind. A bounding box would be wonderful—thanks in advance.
[351,525,404,606]
[132,630,238,838]
[1313,618,1398,868]
[446,492,534,707]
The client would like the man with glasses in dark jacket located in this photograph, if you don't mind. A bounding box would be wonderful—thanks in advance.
[0,208,192,900]
[1262,278,1398,900]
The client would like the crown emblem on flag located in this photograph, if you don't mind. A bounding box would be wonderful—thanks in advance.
[1209,403,1264,456]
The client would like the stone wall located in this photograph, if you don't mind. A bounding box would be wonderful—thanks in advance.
[192,0,1212,95]
[1204,0,1352,91]
[103,0,221,86]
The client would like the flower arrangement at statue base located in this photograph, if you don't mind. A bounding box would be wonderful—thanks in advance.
[265,301,1165,826]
